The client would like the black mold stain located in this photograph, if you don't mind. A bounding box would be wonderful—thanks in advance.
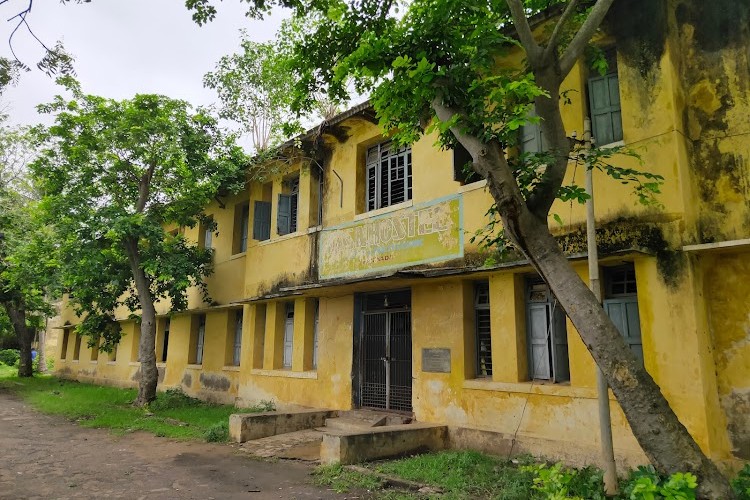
[181,373,192,387]
[199,373,231,392]
[607,0,668,79]
[723,390,750,460]
[675,0,750,52]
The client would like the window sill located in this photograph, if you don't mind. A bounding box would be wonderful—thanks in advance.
[354,200,413,221]
[71,360,79,363]
[128,361,140,367]
[599,140,624,148]
[462,379,599,399]
[250,368,317,379]
[222,365,241,372]
[458,179,487,193]
[156,362,166,368]
[257,231,304,246]
[230,251,246,260]
[186,364,203,370]
[90,360,98,365]
[107,361,117,365]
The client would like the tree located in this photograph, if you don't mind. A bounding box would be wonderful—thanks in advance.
[32,82,247,405]
[0,115,55,377]
[188,0,732,496]
[204,31,303,151]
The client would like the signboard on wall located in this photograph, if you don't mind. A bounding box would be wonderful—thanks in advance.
[318,196,463,280]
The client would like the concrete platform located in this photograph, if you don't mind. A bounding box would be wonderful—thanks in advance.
[229,409,335,443]
[319,423,448,465]
[239,429,324,461]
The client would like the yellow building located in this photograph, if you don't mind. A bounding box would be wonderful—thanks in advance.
[54,2,749,471]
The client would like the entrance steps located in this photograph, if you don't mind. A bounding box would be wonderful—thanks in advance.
[233,409,444,464]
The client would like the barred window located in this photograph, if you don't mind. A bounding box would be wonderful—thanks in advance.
[366,141,412,211]
[475,281,492,377]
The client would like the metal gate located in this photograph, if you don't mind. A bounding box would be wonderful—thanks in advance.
[360,309,412,412]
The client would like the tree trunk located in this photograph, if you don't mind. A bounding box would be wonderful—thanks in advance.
[37,321,47,373]
[4,299,34,377]
[123,237,158,406]
[503,207,732,499]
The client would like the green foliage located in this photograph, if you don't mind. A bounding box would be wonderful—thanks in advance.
[31,84,248,351]
[0,348,20,366]
[0,374,265,441]
[620,466,697,500]
[732,464,750,500]
[522,462,605,500]
[204,421,229,442]
[204,31,303,151]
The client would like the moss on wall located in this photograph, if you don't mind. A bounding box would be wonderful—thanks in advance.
[607,0,668,79]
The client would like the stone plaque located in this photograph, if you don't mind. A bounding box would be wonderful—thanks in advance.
[422,348,451,373]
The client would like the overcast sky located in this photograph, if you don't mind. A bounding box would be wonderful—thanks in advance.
[0,0,284,127]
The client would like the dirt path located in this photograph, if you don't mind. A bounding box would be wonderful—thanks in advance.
[0,391,355,500]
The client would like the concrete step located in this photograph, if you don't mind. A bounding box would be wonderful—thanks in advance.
[238,429,323,461]
[325,416,382,431]
[336,409,414,427]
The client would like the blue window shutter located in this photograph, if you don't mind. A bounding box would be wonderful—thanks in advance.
[604,298,643,366]
[253,201,271,241]
[277,194,291,235]
[528,303,551,380]
[588,73,623,145]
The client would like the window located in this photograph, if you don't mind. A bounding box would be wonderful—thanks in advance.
[475,281,492,377]
[201,220,213,250]
[109,343,118,362]
[253,304,267,369]
[283,302,294,369]
[60,328,70,360]
[90,338,99,361]
[232,310,243,366]
[233,202,250,253]
[190,314,206,365]
[603,265,643,365]
[366,141,412,211]
[453,143,481,185]
[312,299,320,370]
[160,319,170,363]
[588,50,622,145]
[526,279,570,382]
[73,333,82,361]
[519,107,547,154]
[277,175,299,236]
[253,201,272,241]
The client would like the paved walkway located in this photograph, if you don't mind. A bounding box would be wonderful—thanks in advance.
[0,391,354,500]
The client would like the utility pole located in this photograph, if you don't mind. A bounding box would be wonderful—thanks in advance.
[583,118,618,494]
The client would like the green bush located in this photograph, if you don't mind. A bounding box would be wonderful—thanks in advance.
[0,349,20,367]
[733,464,750,500]
[522,462,606,499]
[620,466,697,500]
[148,388,204,411]
[204,421,229,442]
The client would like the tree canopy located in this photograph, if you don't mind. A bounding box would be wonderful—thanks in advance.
[32,82,247,402]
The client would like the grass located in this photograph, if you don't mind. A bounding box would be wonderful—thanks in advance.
[0,368,268,442]
[314,451,549,499]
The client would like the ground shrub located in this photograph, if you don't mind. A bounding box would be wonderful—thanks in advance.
[204,421,229,442]
[618,465,697,500]
[731,464,750,500]
[0,348,20,366]
[148,388,203,411]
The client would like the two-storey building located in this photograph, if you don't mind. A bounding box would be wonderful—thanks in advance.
[54,0,750,471]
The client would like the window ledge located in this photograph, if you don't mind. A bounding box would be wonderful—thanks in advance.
[257,231,304,246]
[307,225,322,234]
[186,364,203,370]
[230,251,247,260]
[462,379,599,399]
[458,179,487,193]
[156,362,166,368]
[222,365,241,372]
[128,361,140,367]
[71,360,79,363]
[107,361,117,365]
[599,140,625,148]
[250,368,317,379]
[90,360,98,365]
[354,200,413,221]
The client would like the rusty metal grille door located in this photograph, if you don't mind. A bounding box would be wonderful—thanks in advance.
[360,309,412,412]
